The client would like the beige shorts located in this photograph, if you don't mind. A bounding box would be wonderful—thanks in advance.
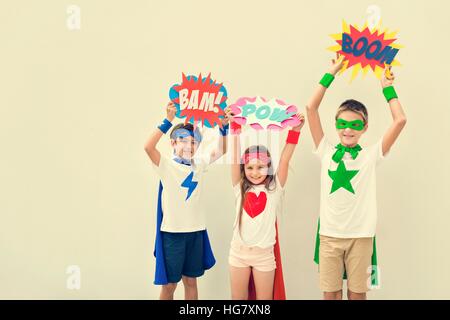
[319,235,373,293]
[228,241,276,272]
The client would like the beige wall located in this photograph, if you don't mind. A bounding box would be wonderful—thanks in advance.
[1,0,449,299]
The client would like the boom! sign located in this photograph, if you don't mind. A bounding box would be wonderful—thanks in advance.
[169,73,228,128]
[329,20,402,81]
[229,96,301,131]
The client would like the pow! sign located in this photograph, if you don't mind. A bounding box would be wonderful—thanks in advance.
[169,73,228,128]
[329,20,403,81]
[229,96,301,131]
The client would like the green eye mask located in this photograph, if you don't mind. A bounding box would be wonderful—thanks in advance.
[335,119,365,131]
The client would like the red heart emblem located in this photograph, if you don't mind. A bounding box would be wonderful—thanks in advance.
[243,192,267,218]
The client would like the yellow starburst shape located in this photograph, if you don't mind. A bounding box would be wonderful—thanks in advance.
[328,20,403,81]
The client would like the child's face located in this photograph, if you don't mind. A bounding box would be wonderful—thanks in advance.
[171,136,199,160]
[244,159,269,185]
[336,110,367,147]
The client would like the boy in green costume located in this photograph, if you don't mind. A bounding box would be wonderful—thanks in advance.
[306,54,407,300]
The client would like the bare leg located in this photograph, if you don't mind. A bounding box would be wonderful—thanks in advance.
[182,276,198,300]
[323,290,343,300]
[229,265,252,300]
[347,290,367,300]
[252,269,275,300]
[160,282,177,300]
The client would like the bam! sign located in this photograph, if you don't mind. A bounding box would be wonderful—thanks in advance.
[229,96,301,131]
[329,20,402,81]
[169,73,228,128]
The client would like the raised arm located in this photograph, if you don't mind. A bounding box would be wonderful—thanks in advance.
[144,102,176,166]
[380,66,407,156]
[209,107,231,164]
[306,54,344,148]
[277,114,305,187]
[230,121,242,187]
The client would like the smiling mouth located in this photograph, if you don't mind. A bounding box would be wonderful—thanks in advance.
[343,134,354,138]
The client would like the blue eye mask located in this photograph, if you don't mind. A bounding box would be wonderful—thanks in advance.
[170,128,202,143]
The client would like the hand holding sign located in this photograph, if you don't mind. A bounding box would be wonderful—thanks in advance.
[229,96,302,131]
[221,106,233,127]
[381,65,395,88]
[291,113,305,131]
[166,102,177,122]
[329,53,345,76]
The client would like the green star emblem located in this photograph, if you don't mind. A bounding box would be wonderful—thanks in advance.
[328,161,359,194]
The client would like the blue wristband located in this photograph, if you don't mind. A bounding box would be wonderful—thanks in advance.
[219,123,229,136]
[158,118,173,134]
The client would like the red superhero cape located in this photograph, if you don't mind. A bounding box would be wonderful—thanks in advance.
[248,222,286,300]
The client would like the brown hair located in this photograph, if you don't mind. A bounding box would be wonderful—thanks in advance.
[335,99,369,125]
[237,145,276,236]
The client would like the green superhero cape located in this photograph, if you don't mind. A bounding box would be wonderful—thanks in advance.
[313,219,379,286]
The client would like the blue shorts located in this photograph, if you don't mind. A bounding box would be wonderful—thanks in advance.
[161,231,205,283]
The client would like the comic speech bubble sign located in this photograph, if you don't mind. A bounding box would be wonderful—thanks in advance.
[229,96,301,131]
[329,20,403,81]
[169,73,227,128]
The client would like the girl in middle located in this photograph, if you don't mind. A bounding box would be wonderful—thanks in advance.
[228,112,304,300]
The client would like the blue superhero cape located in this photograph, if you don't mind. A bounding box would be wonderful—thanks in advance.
[153,181,216,285]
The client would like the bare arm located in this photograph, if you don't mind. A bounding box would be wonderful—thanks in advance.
[277,114,305,187]
[381,67,407,156]
[144,102,176,166]
[209,107,232,164]
[144,129,163,166]
[306,54,344,148]
[230,122,242,187]
[209,135,227,164]
[306,86,326,148]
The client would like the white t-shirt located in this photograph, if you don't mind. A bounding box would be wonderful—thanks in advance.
[231,177,285,248]
[314,136,386,238]
[152,155,210,232]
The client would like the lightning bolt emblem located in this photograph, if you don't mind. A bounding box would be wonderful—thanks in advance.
[181,172,198,200]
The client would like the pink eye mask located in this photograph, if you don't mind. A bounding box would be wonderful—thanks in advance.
[242,152,271,165]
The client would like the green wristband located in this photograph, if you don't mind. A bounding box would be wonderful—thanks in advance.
[383,86,398,102]
[319,73,335,88]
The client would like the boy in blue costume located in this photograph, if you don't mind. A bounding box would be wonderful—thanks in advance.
[145,102,231,299]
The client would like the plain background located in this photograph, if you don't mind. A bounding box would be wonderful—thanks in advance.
[1,0,449,299]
